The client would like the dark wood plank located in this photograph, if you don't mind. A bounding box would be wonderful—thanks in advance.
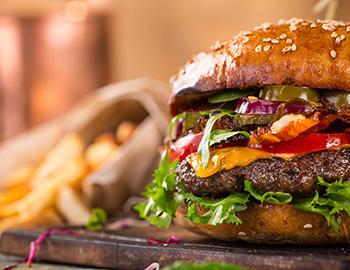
[1,226,350,270]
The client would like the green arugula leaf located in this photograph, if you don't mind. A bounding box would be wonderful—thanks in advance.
[86,208,107,231]
[197,111,237,167]
[209,130,250,146]
[295,177,350,233]
[244,180,292,204]
[182,191,249,225]
[208,89,258,104]
[134,151,180,228]
[168,113,186,140]
[163,261,246,270]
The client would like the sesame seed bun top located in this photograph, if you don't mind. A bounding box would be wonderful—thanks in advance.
[169,18,350,115]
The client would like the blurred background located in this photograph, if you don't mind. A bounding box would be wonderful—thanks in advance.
[0,0,349,140]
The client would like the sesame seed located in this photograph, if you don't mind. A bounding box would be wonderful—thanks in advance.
[331,32,338,38]
[271,39,279,44]
[335,34,346,45]
[322,24,336,31]
[210,41,224,51]
[282,46,291,53]
[301,22,309,26]
[310,23,317,28]
[330,50,337,59]
[303,224,313,229]
[291,44,297,51]
[242,36,249,44]
[263,45,271,52]
[261,22,271,29]
[286,39,293,44]
[255,45,262,52]
[279,33,287,39]
[238,232,247,236]
[263,37,272,42]
[347,26,350,32]
[289,24,297,32]
[253,26,261,31]
[234,49,242,58]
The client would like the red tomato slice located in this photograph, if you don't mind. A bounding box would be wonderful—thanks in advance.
[169,132,350,161]
[252,133,350,154]
[169,132,203,161]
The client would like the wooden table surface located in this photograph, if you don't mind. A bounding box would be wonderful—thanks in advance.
[0,254,100,269]
[2,225,350,270]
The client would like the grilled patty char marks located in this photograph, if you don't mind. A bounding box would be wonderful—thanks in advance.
[176,148,350,198]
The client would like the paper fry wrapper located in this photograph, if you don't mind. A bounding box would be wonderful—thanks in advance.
[70,79,169,213]
[0,78,170,214]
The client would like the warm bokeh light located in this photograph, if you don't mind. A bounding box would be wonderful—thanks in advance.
[0,0,349,139]
[64,0,88,22]
[0,17,26,138]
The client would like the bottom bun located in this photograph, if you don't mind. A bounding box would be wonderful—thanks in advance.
[175,203,350,244]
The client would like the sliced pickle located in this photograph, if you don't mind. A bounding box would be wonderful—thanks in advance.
[259,85,319,103]
[323,90,350,108]
[237,114,280,125]
[208,89,258,103]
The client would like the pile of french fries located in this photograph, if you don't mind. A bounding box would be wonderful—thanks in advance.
[0,121,137,230]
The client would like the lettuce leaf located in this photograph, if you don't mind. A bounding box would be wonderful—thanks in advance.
[182,191,249,225]
[133,151,180,227]
[135,151,349,233]
[295,176,350,232]
[244,180,292,204]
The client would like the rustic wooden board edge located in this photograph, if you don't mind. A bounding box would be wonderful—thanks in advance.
[1,229,350,270]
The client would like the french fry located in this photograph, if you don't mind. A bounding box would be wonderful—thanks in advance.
[85,140,118,170]
[95,133,115,143]
[0,185,30,207]
[0,208,62,231]
[3,164,35,189]
[0,156,87,220]
[115,121,137,144]
[56,185,91,225]
[31,134,84,187]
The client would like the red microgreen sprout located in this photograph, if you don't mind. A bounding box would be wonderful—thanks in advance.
[2,264,18,270]
[147,235,179,245]
[26,228,76,267]
[144,262,160,270]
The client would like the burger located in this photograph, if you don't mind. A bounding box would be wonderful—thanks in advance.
[135,18,350,244]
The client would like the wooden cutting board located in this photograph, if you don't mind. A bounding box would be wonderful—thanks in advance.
[1,225,350,270]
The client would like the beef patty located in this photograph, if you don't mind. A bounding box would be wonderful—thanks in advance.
[176,148,350,198]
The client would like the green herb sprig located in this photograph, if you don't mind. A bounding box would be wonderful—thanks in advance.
[197,110,238,167]
[86,208,107,231]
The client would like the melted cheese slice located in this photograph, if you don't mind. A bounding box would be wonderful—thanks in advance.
[187,147,288,178]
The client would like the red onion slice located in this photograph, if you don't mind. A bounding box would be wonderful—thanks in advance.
[233,97,312,115]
